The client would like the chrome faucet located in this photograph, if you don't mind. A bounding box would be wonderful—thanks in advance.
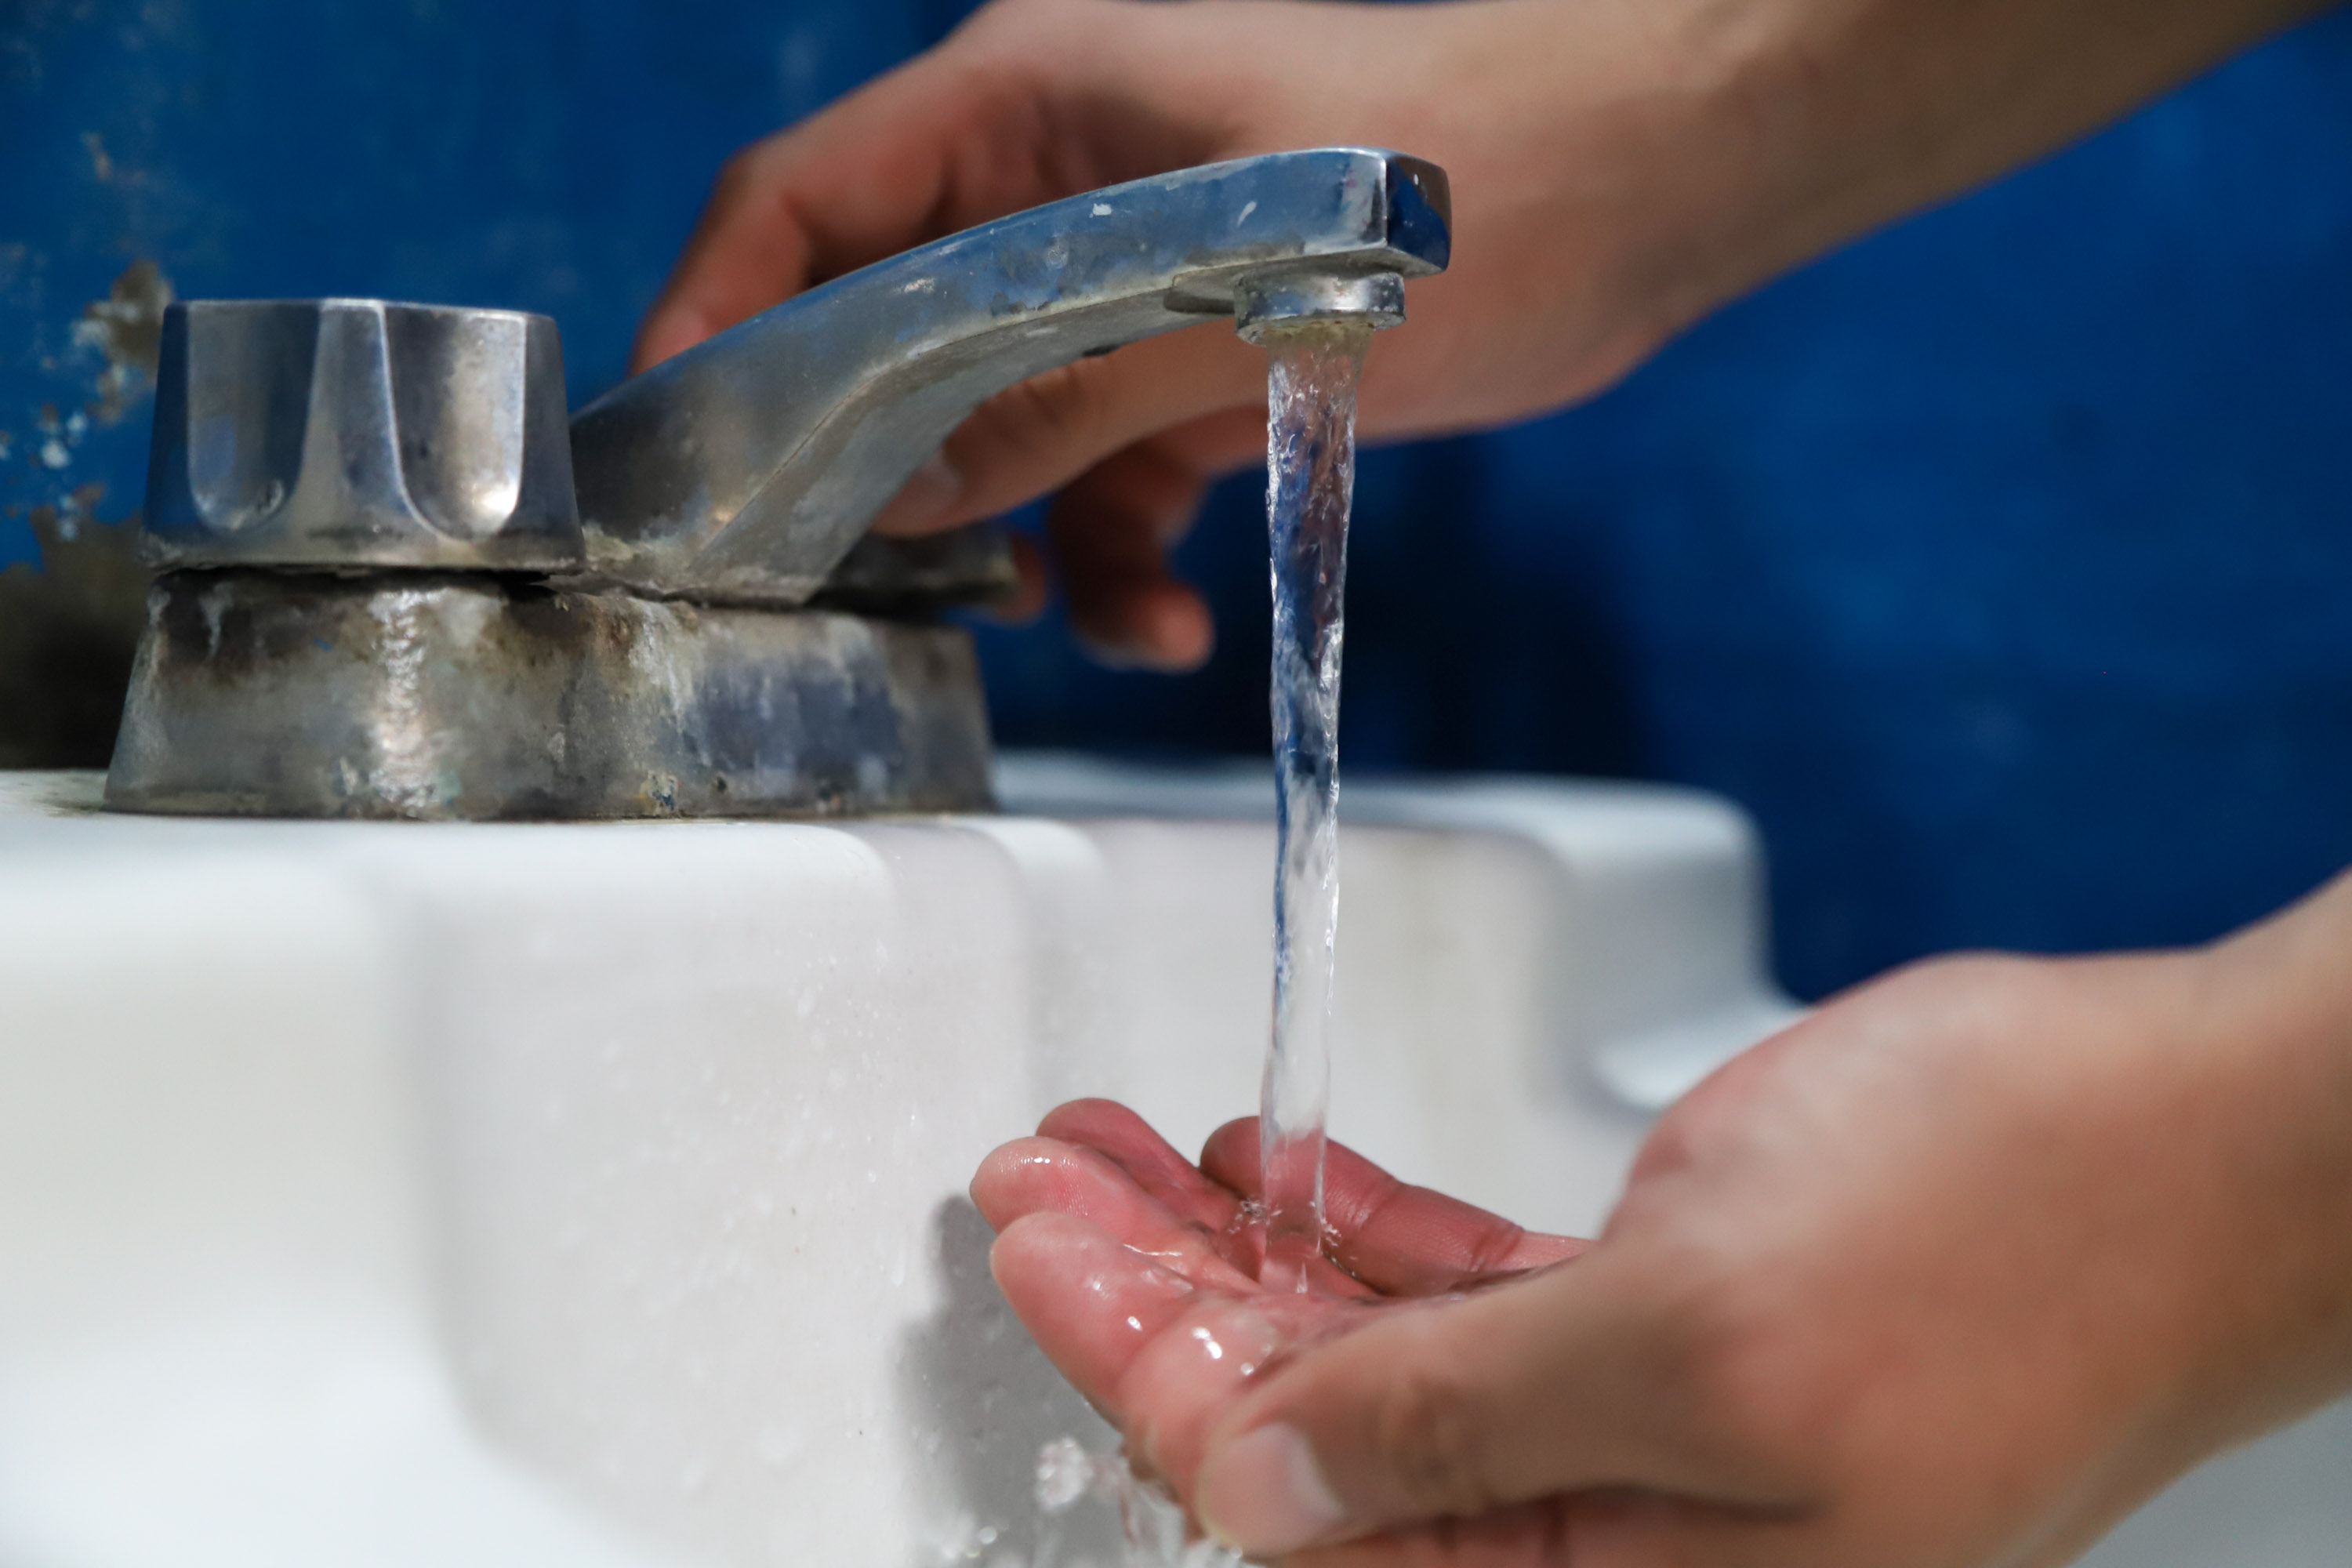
[107,148,1450,819]
[570,147,1447,604]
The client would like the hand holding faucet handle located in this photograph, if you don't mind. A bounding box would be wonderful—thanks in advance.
[974,869,2352,1567]
[636,0,2328,670]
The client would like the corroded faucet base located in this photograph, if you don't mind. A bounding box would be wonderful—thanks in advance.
[106,571,993,820]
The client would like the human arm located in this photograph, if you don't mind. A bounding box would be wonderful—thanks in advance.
[636,0,2335,667]
[974,868,2352,1566]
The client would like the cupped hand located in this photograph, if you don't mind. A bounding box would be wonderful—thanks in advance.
[633,0,1710,669]
[973,877,2352,1566]
[970,1100,1585,1537]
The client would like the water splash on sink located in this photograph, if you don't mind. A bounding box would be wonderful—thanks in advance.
[1035,1436,1246,1568]
[1258,322,1372,1293]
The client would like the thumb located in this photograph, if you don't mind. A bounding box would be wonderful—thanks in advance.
[1188,1254,1790,1558]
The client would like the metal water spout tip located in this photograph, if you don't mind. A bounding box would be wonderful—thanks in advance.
[1233,268,1408,343]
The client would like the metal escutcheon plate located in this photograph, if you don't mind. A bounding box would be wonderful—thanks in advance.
[105,572,994,819]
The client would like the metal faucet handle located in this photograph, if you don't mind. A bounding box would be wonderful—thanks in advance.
[143,299,583,573]
[570,147,1451,607]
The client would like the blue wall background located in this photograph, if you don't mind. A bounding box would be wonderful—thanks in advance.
[6,1,2349,1000]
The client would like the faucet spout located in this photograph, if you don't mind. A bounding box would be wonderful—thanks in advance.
[568,147,1450,606]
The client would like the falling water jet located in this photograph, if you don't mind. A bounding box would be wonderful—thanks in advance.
[1255,320,1372,1294]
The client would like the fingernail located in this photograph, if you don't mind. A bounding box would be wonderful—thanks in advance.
[1196,1423,1346,1557]
[869,453,961,535]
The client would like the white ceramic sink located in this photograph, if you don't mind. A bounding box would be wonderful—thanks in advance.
[0,757,2341,1566]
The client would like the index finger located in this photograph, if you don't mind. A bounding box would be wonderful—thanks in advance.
[971,1134,1258,1293]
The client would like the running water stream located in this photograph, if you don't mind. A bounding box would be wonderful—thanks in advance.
[1257,321,1372,1294]
[1016,321,1374,1568]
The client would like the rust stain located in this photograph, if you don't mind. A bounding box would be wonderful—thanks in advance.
[74,257,174,425]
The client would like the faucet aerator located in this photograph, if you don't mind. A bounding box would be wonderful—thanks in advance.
[1234,269,1408,344]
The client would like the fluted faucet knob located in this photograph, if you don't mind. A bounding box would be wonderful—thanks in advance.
[142,299,583,573]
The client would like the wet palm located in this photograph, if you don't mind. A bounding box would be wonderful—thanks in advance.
[972,1098,1582,1560]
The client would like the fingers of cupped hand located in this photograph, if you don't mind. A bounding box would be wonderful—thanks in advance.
[1199,1118,1587,1298]
[988,1210,1341,1478]
[1014,1103,1345,1292]
[988,1210,1215,1412]
[1036,1098,1243,1235]
[975,1111,1827,1560]
[975,1105,1256,1285]
[971,1134,1254,1291]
